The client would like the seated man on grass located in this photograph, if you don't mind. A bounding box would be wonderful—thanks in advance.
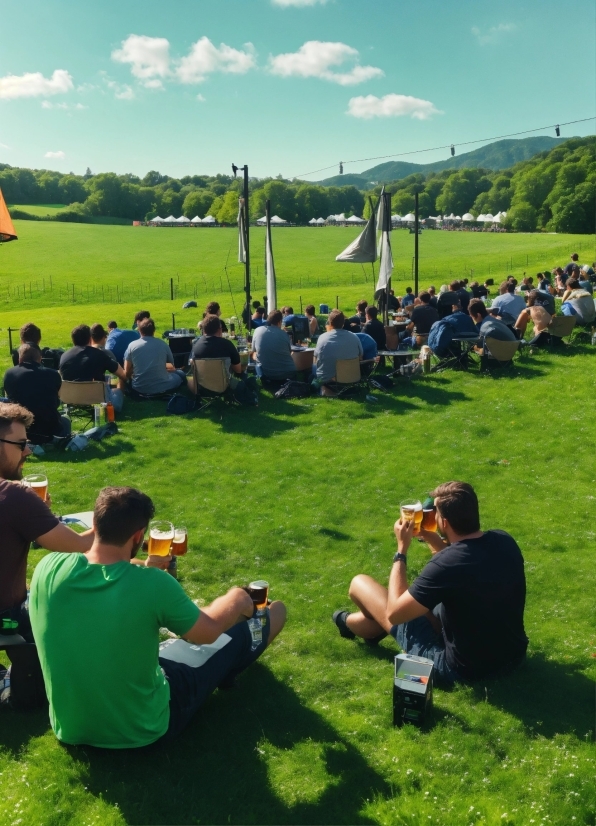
[313,310,363,387]
[30,486,286,747]
[191,314,243,382]
[60,324,126,412]
[362,306,386,351]
[124,318,186,396]
[10,322,64,369]
[3,344,71,443]
[468,299,517,342]
[105,311,147,366]
[0,403,93,644]
[332,481,528,687]
[251,310,297,383]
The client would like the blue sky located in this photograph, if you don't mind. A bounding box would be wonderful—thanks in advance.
[0,0,594,181]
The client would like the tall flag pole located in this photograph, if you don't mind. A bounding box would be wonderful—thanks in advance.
[265,199,277,313]
[232,163,250,334]
[375,191,393,325]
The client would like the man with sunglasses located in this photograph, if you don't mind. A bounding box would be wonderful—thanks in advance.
[0,403,94,642]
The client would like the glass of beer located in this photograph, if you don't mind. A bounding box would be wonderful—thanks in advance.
[23,473,48,502]
[421,507,437,532]
[171,526,188,556]
[148,520,175,557]
[246,580,269,610]
[400,500,423,535]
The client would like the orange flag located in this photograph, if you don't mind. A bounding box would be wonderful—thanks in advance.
[0,187,17,242]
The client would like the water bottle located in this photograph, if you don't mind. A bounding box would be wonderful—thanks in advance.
[591,327,596,345]
[94,405,101,427]
[248,615,262,651]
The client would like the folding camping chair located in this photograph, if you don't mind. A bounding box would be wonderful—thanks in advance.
[548,315,576,346]
[59,380,108,426]
[190,358,235,407]
[321,357,376,398]
[480,336,520,371]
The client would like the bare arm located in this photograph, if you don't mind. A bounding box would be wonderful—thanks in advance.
[124,359,134,380]
[114,364,126,380]
[418,528,448,555]
[183,587,254,645]
[231,362,243,375]
[36,523,94,553]
[386,518,429,626]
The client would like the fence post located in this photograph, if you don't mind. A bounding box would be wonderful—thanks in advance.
[170,278,174,300]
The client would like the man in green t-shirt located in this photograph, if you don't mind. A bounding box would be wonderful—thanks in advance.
[30,486,286,748]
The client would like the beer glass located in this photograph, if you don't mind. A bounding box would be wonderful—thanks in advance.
[148,520,174,557]
[421,507,437,532]
[246,580,269,610]
[400,500,423,535]
[23,473,48,502]
[171,526,188,556]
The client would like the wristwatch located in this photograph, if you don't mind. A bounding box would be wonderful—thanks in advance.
[393,552,408,565]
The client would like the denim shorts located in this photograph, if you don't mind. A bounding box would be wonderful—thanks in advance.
[390,605,460,688]
[158,616,270,741]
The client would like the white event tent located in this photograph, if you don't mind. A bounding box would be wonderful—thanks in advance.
[151,216,164,223]
[202,215,216,224]
[346,214,366,224]
[476,214,486,222]
[163,215,176,223]
[308,217,318,224]
[402,212,415,222]
[176,215,191,224]
[316,217,325,224]
[190,216,202,224]
[462,213,475,221]
[483,213,495,222]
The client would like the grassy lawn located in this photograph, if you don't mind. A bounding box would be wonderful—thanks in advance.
[0,222,594,825]
[7,204,67,216]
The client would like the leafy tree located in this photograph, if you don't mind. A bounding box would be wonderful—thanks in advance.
[182,189,214,219]
[502,203,537,232]
[213,190,241,224]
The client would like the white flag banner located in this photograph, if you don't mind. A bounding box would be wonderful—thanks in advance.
[375,231,393,291]
[238,200,246,264]
[266,209,277,312]
[376,187,386,257]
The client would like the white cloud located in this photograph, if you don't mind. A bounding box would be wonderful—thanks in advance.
[104,77,135,100]
[347,93,442,120]
[272,0,328,5]
[0,69,73,100]
[41,101,87,110]
[0,142,10,150]
[176,37,256,84]
[44,150,66,159]
[472,23,516,45]
[111,35,170,86]
[269,41,382,85]
[196,93,206,102]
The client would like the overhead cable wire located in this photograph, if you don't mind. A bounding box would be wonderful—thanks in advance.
[291,116,596,180]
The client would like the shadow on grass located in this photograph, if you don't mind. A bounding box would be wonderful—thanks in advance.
[70,666,390,826]
[318,527,351,541]
[0,706,49,756]
[471,651,595,740]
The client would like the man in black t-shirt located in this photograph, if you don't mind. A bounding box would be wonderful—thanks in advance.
[60,325,126,412]
[437,282,461,319]
[4,345,71,443]
[333,481,527,686]
[409,293,439,334]
[191,315,243,385]
[362,306,386,350]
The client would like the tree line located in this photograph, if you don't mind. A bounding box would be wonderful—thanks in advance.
[1,136,594,233]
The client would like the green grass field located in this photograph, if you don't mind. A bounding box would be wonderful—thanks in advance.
[0,221,595,826]
[7,204,67,216]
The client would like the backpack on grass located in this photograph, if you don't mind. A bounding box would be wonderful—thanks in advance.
[274,380,312,399]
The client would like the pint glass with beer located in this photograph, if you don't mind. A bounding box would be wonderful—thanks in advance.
[400,500,423,535]
[421,507,437,532]
[23,473,48,502]
[246,580,269,610]
[171,527,188,556]
[148,521,175,557]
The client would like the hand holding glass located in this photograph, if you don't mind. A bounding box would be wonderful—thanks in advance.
[400,500,423,535]
[245,580,269,610]
[148,521,174,557]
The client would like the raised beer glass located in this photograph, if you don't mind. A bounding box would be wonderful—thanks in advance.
[148,520,175,557]
[23,473,48,502]
[247,580,269,610]
[421,507,437,532]
[400,499,423,535]
[171,527,188,556]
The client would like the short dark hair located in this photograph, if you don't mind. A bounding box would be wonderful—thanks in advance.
[571,253,578,261]
[432,481,480,534]
[206,301,221,315]
[468,298,487,318]
[90,323,107,343]
[72,324,91,347]
[20,323,41,344]
[134,310,150,325]
[357,299,368,312]
[366,305,378,319]
[268,310,283,325]
[256,307,265,316]
[0,401,34,434]
[93,487,155,547]
[419,291,431,304]
[405,287,412,294]
[252,300,261,309]
[449,281,459,292]
[202,314,222,335]
[567,278,581,290]
[284,306,294,315]
[305,304,316,316]
[18,343,41,364]
[328,310,345,329]
[138,318,155,336]
[107,320,118,330]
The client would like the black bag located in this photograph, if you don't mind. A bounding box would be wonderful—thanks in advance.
[369,375,394,390]
[6,645,47,711]
[166,395,199,415]
[233,377,259,406]
[274,380,312,399]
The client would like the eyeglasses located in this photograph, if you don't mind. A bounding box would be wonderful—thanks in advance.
[0,438,29,452]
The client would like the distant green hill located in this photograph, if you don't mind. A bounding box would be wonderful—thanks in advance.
[318,136,568,187]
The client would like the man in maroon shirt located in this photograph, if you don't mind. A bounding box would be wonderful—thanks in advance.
[0,403,94,641]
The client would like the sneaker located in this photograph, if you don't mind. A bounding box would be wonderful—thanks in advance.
[332,610,355,640]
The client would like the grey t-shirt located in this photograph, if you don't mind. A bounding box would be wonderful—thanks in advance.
[491,292,526,319]
[314,329,363,382]
[123,336,178,394]
[252,325,296,379]
[479,317,517,342]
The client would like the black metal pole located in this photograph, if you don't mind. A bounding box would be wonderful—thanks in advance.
[243,166,250,336]
[384,192,392,326]
[414,191,419,296]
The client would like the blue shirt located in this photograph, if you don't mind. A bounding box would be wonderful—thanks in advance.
[401,294,415,307]
[355,332,378,360]
[106,329,140,366]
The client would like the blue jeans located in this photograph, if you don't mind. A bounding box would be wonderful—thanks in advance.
[391,605,461,688]
[158,616,270,741]
[107,386,124,413]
